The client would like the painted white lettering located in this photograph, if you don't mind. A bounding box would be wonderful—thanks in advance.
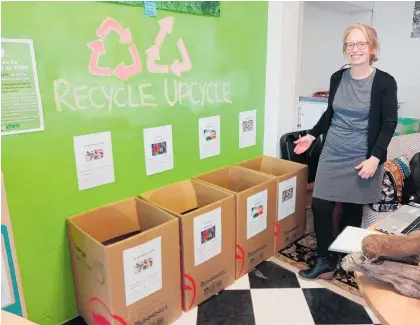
[89,87,105,109]
[114,88,126,108]
[223,83,232,104]
[206,82,216,104]
[74,85,89,109]
[164,79,178,107]
[138,84,156,107]
[199,83,207,107]
[100,86,114,113]
[178,81,190,105]
[189,82,200,105]
[53,79,76,111]
[128,85,141,108]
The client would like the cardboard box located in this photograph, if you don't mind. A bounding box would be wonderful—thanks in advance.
[236,155,308,252]
[67,198,182,325]
[140,180,236,311]
[194,166,277,279]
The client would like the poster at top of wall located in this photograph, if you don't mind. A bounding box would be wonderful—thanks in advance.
[412,2,420,38]
[1,39,44,136]
[108,1,220,17]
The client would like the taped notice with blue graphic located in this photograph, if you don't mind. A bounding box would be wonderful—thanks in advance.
[1,225,23,316]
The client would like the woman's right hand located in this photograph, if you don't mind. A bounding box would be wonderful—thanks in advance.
[293,134,316,154]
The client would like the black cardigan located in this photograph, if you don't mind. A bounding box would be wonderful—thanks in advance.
[308,68,398,165]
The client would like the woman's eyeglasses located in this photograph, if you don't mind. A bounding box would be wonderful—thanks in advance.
[345,42,369,50]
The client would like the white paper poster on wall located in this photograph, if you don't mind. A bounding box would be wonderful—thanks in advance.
[1,38,44,136]
[246,189,268,239]
[239,110,257,149]
[73,131,115,191]
[278,177,297,220]
[194,208,222,266]
[123,237,162,306]
[199,115,220,159]
[143,125,174,176]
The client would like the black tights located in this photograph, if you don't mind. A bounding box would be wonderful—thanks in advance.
[312,198,363,257]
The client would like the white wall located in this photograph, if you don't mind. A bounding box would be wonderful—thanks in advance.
[263,1,303,157]
[300,2,372,96]
[372,1,420,118]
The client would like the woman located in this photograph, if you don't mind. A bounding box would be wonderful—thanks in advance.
[294,24,398,280]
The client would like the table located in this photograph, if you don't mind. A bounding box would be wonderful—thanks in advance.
[1,311,38,325]
[354,227,420,325]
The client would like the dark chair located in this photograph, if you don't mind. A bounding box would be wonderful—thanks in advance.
[279,129,323,184]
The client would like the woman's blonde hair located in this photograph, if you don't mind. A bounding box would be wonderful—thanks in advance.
[343,24,379,64]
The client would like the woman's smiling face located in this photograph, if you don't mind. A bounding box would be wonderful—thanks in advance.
[344,29,372,66]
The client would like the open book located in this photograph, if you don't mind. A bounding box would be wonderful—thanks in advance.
[328,226,380,254]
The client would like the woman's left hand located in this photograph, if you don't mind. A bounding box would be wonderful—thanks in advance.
[355,156,380,179]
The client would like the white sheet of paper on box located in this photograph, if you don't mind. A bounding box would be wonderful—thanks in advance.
[143,125,174,176]
[246,189,268,239]
[73,131,115,191]
[1,249,13,308]
[194,207,222,266]
[123,237,162,306]
[199,115,220,159]
[239,110,257,148]
[278,176,297,220]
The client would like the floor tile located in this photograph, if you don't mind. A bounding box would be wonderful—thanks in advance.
[251,288,315,325]
[172,307,198,325]
[197,290,255,325]
[225,274,250,290]
[62,316,86,325]
[248,260,300,289]
[303,288,373,324]
[298,276,325,289]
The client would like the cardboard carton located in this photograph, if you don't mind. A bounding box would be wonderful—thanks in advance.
[139,180,236,311]
[236,155,308,253]
[194,166,276,279]
[67,198,182,325]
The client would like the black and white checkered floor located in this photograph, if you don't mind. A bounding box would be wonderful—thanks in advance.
[65,261,381,325]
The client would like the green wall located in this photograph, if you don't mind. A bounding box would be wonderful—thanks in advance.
[1,1,268,324]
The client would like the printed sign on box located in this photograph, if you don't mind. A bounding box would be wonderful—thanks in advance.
[194,208,222,266]
[246,190,268,239]
[123,237,162,306]
[278,177,297,221]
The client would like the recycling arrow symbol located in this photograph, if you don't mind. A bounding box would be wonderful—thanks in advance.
[88,16,192,80]
[88,18,142,81]
[145,16,192,77]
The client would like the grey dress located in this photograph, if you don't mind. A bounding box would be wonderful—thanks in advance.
[313,69,384,204]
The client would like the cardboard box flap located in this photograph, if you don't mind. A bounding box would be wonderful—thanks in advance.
[69,199,140,244]
[140,180,232,216]
[140,180,198,214]
[238,155,306,177]
[68,198,177,246]
[135,198,178,230]
[195,166,274,193]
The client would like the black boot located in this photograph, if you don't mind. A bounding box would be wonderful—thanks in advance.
[298,255,337,280]
[334,254,347,280]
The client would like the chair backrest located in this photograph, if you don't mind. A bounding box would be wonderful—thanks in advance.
[279,129,323,183]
